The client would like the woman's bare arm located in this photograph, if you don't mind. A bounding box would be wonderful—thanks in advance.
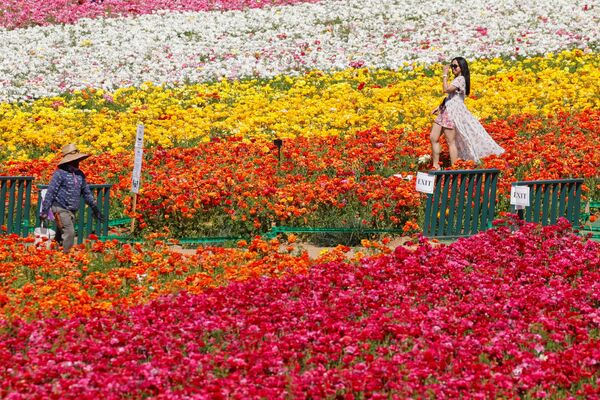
[441,65,458,94]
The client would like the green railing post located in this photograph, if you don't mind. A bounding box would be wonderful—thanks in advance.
[7,180,16,233]
[487,172,498,227]
[462,174,476,235]
[541,183,551,224]
[480,171,492,230]
[436,174,451,236]
[446,174,459,234]
[572,183,582,225]
[0,180,7,230]
[453,173,468,235]
[22,179,32,236]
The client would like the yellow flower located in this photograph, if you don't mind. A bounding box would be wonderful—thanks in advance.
[0,50,598,161]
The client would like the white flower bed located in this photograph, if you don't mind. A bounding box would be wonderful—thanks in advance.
[0,0,597,102]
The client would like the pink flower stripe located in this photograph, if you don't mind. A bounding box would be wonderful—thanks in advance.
[1,219,599,398]
[0,0,320,30]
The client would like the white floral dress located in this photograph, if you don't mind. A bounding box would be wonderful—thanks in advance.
[435,75,505,162]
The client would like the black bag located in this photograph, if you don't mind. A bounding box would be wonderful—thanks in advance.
[439,97,447,111]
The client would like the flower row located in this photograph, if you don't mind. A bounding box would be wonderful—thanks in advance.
[3,111,599,238]
[0,0,319,30]
[0,232,384,322]
[0,0,597,102]
[0,50,598,161]
[1,219,598,398]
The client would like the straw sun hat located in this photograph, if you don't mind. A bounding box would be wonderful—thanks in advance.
[58,143,90,165]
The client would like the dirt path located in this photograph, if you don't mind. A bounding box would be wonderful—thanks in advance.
[169,236,419,259]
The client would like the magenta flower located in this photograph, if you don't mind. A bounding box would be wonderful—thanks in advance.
[0,0,322,30]
[0,220,598,398]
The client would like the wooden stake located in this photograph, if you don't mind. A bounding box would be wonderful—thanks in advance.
[130,193,137,233]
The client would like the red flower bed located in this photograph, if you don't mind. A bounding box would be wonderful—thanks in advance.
[1,219,598,398]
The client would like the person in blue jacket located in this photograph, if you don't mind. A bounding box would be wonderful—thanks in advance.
[40,143,104,252]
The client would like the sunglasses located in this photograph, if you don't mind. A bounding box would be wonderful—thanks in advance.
[450,64,460,69]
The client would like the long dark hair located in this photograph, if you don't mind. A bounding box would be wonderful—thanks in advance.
[452,57,470,95]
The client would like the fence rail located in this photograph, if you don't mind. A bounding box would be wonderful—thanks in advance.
[0,176,34,237]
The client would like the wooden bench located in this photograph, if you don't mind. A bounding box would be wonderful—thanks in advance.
[0,176,34,237]
[510,179,584,227]
[36,184,112,244]
[422,169,500,239]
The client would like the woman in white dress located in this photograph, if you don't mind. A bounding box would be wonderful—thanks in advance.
[430,57,504,169]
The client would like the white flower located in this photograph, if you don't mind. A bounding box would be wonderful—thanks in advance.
[418,154,431,164]
[512,364,523,377]
[0,0,597,102]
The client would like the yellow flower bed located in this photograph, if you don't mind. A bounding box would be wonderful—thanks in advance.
[0,50,597,161]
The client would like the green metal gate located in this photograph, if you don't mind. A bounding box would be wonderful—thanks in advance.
[510,179,584,226]
[422,169,500,239]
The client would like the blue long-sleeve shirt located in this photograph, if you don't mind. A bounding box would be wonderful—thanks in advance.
[41,165,97,215]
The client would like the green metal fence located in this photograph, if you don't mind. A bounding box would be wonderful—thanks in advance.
[0,176,34,237]
[581,201,600,240]
[37,184,112,244]
[423,169,500,239]
[3,174,590,246]
[510,179,583,227]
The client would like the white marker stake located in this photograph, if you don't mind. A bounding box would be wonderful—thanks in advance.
[131,124,145,232]
[131,124,144,194]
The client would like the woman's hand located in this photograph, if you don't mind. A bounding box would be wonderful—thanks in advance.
[443,65,450,76]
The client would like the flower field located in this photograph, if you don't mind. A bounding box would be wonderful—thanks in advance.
[0,0,599,397]
[1,50,599,159]
[1,220,599,398]
[2,109,598,238]
[1,231,383,321]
